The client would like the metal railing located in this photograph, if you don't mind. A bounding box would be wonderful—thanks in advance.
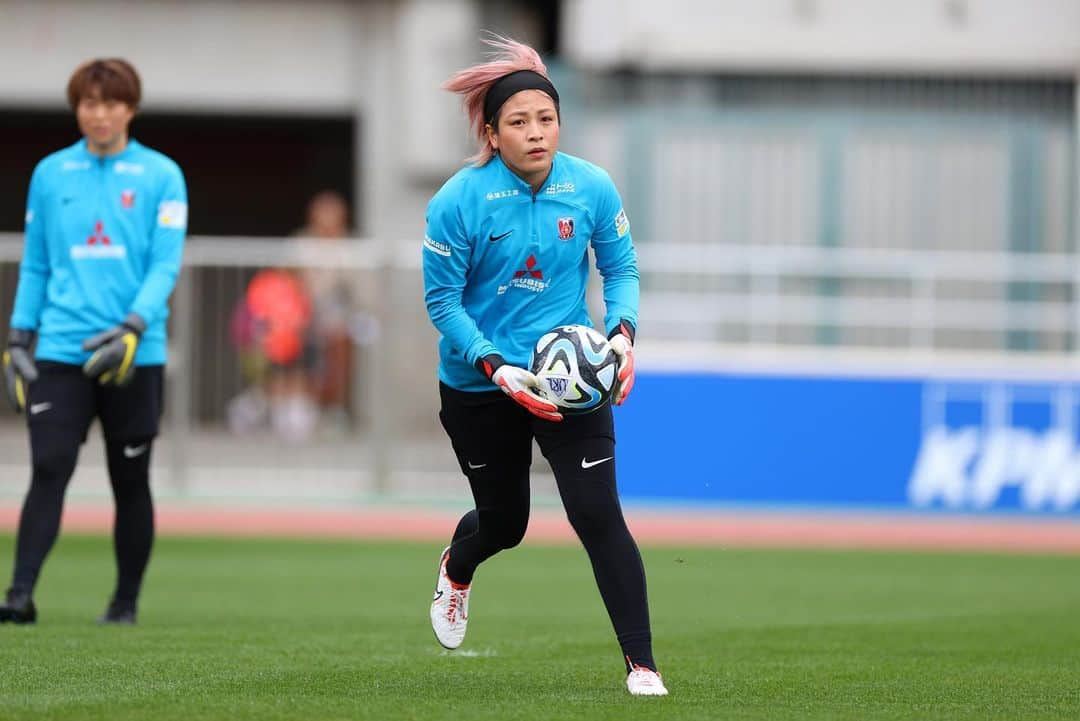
[1,234,1079,496]
[635,244,1079,350]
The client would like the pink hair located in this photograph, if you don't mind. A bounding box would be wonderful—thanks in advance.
[443,33,552,166]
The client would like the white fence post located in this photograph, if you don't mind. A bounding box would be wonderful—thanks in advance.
[168,268,195,492]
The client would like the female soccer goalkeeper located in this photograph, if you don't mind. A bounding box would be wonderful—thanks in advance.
[0,58,186,626]
[421,34,666,696]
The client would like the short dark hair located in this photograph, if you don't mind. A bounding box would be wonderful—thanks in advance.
[66,58,141,111]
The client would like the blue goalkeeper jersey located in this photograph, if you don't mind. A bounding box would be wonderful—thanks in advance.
[423,151,639,392]
[11,138,187,366]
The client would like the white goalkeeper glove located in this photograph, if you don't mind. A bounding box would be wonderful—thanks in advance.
[608,321,636,406]
[477,353,563,422]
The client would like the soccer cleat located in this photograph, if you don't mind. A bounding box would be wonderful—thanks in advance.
[430,546,470,649]
[626,664,669,696]
[97,598,137,625]
[0,587,37,625]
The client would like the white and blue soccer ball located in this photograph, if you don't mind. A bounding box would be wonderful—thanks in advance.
[530,324,618,415]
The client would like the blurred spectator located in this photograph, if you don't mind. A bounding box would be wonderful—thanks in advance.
[227,267,316,442]
[226,190,357,441]
[295,191,356,432]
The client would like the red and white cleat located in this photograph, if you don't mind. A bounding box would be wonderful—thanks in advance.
[626,665,669,696]
[430,546,470,649]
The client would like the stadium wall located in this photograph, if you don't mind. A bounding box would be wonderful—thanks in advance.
[0,0,482,241]
[564,0,1080,74]
[618,351,1080,515]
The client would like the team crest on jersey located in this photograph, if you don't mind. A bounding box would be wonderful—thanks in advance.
[120,189,136,209]
[557,217,575,240]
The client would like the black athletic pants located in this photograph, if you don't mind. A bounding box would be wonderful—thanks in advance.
[438,382,656,672]
[10,362,163,609]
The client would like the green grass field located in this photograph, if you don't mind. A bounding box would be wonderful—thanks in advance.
[0,534,1078,721]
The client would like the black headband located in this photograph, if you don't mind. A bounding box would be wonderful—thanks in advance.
[484,70,560,125]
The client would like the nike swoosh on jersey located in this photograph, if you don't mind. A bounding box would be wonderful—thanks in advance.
[488,230,513,242]
[581,456,613,469]
[467,461,487,469]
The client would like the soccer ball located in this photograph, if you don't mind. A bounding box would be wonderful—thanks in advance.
[529,324,618,415]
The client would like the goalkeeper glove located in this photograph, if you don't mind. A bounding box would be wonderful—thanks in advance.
[608,320,636,406]
[476,353,562,422]
[3,328,38,413]
[82,313,146,386]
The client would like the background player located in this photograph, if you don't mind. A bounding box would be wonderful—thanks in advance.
[422,35,666,696]
[0,58,187,625]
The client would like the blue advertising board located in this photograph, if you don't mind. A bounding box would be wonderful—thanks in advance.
[615,369,1080,514]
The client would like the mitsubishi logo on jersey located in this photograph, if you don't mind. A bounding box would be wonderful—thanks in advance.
[513,255,543,279]
[499,254,550,295]
[71,220,126,260]
[87,221,111,245]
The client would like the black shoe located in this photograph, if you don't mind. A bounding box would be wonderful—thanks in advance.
[0,588,37,624]
[97,598,137,626]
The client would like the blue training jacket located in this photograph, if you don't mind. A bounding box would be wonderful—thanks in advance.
[11,138,187,366]
[423,152,639,392]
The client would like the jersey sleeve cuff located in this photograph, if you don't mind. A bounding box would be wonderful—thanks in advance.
[607,319,636,344]
[474,353,507,380]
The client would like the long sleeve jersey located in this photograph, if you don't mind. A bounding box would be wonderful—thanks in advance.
[11,138,187,365]
[423,152,639,392]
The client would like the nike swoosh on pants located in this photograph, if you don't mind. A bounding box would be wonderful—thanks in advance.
[124,445,148,459]
[580,456,613,469]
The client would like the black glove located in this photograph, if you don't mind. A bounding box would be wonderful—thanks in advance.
[3,328,38,413]
[82,313,146,386]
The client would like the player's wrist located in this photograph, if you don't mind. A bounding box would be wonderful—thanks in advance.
[607,319,636,345]
[475,353,508,381]
[8,328,35,348]
[122,313,146,337]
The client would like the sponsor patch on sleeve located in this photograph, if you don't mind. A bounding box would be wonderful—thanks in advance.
[614,208,630,238]
[423,235,452,257]
[157,200,188,229]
